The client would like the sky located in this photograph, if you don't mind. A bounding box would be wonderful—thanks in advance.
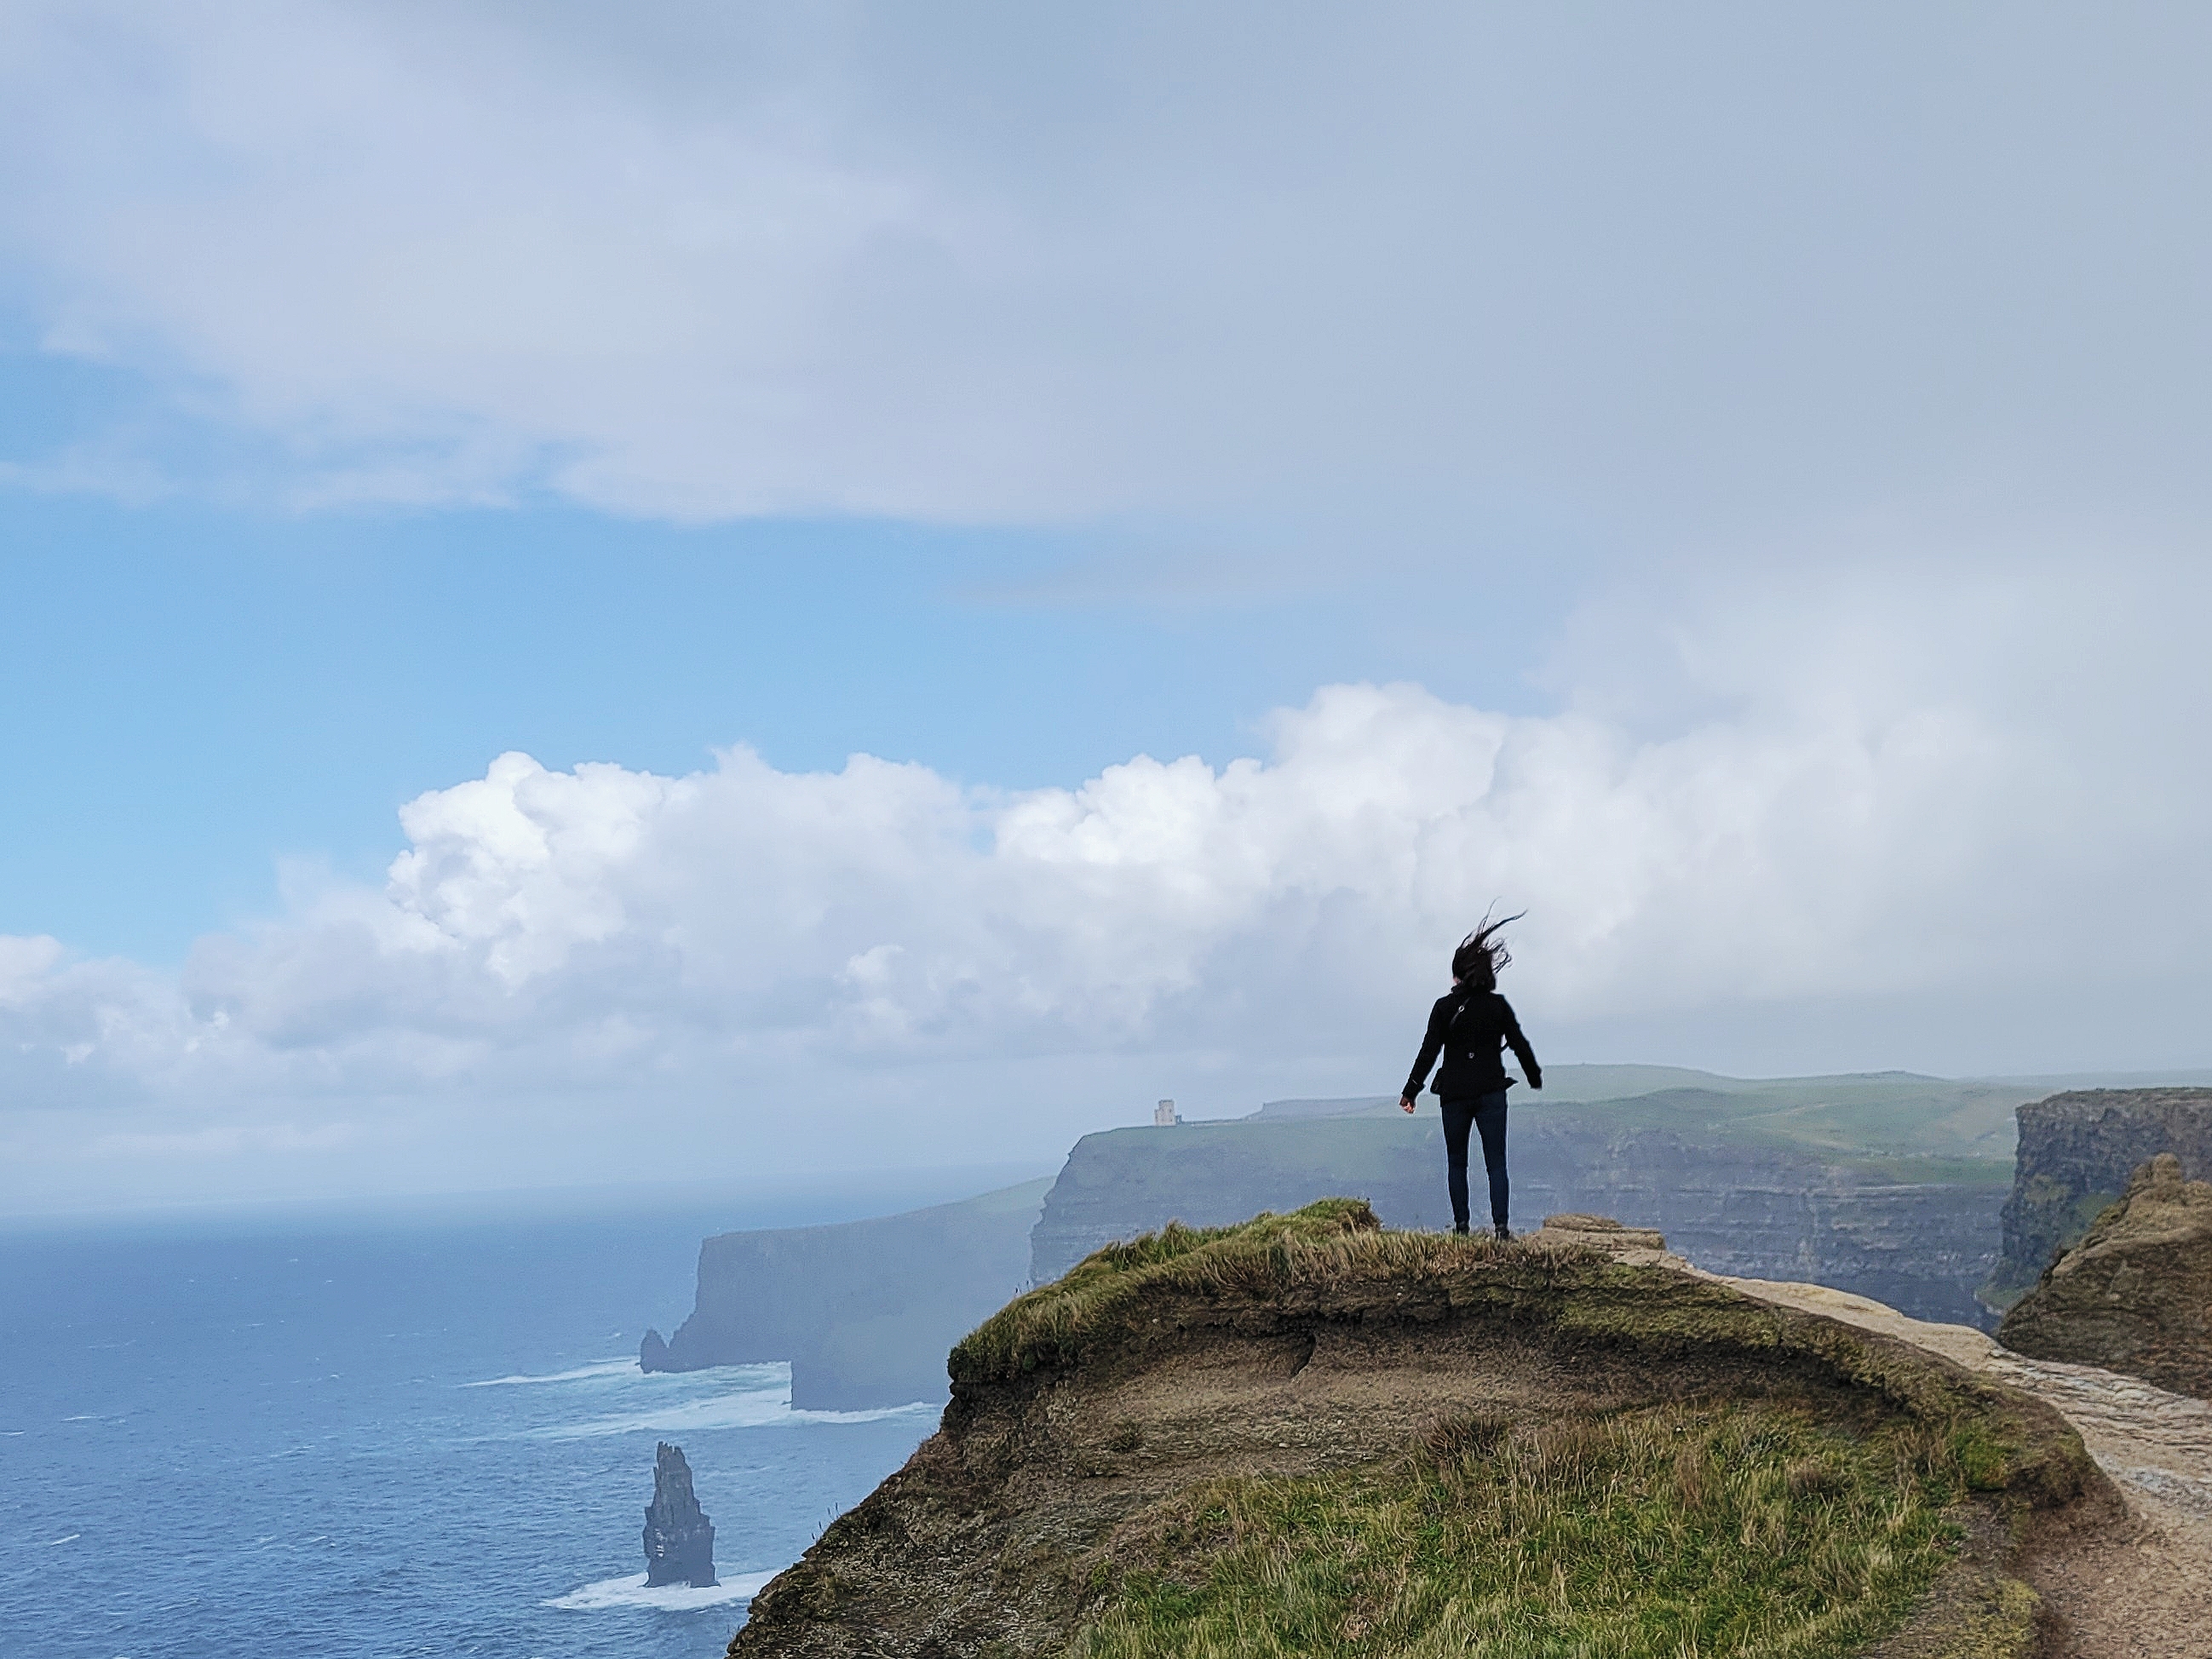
[3,2,2211,1214]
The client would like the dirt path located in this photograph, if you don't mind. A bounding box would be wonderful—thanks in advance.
[1715,1275,2212,1658]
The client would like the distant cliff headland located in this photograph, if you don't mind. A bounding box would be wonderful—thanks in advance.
[1030,1100,2007,1328]
[641,1179,1049,1409]
[646,1068,2210,1411]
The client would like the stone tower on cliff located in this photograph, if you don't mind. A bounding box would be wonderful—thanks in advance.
[643,1441,717,1587]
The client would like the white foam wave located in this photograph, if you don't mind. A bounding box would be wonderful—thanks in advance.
[464,1358,639,1388]
[532,1388,936,1440]
[45,1534,79,1547]
[519,1360,934,1440]
[791,1402,940,1426]
[546,1570,778,1610]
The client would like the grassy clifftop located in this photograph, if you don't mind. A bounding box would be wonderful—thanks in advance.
[737,1203,2102,1659]
[1251,1065,2062,1167]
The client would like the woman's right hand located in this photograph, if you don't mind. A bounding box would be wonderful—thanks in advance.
[1399,1094,1416,1113]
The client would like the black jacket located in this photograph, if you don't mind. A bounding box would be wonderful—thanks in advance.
[1404,990,1541,1101]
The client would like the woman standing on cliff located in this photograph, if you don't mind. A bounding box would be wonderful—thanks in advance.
[1399,913,1543,1239]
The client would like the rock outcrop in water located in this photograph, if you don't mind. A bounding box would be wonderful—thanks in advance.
[730,1202,2101,1659]
[1998,1153,2212,1399]
[643,1442,716,1588]
[1985,1088,2212,1306]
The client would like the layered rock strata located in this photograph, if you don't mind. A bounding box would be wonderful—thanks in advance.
[1989,1088,2212,1304]
[643,1441,716,1588]
[1998,1153,2212,1400]
[642,1178,1048,1409]
[1031,1110,2008,1327]
[1529,1211,1667,1252]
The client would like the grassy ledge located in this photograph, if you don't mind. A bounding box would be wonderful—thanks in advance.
[946,1200,2090,1658]
[955,1198,1414,1382]
[956,1202,2088,1501]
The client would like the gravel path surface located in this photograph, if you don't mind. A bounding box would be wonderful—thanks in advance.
[1715,1275,2212,1658]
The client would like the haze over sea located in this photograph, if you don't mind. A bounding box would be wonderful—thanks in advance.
[0,1171,1029,1659]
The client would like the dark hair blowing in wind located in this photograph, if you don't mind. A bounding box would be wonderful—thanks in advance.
[1451,907,1525,992]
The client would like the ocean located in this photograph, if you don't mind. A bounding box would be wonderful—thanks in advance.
[0,1177,1020,1659]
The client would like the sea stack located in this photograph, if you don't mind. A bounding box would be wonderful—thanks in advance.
[642,1442,716,1587]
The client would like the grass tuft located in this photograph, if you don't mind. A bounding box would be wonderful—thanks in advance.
[951,1199,1515,1383]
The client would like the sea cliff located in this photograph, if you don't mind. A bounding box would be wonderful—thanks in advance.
[1999,1152,2212,1398]
[650,1073,2212,1410]
[642,1179,1049,1409]
[1032,1102,2009,1327]
[1986,1088,2212,1305]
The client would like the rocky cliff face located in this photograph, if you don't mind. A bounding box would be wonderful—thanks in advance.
[1031,1109,2009,1328]
[642,1179,1048,1409]
[1998,1153,2212,1399]
[729,1203,2100,1659]
[643,1442,716,1588]
[1988,1088,2212,1304]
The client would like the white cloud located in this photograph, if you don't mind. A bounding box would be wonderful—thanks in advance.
[5,7,2207,1216]
[8,3,2212,537]
[3,555,2206,1210]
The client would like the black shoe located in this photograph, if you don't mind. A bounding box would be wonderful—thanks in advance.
[1494,1225,1514,1243]
[1451,1222,1469,1236]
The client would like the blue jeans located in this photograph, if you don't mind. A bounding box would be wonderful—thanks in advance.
[1441,1092,1509,1231]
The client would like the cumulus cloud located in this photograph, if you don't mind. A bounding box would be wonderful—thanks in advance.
[4,557,2206,1210]
[7,3,2212,539]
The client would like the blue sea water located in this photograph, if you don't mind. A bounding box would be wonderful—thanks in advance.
[0,1181,1001,1659]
